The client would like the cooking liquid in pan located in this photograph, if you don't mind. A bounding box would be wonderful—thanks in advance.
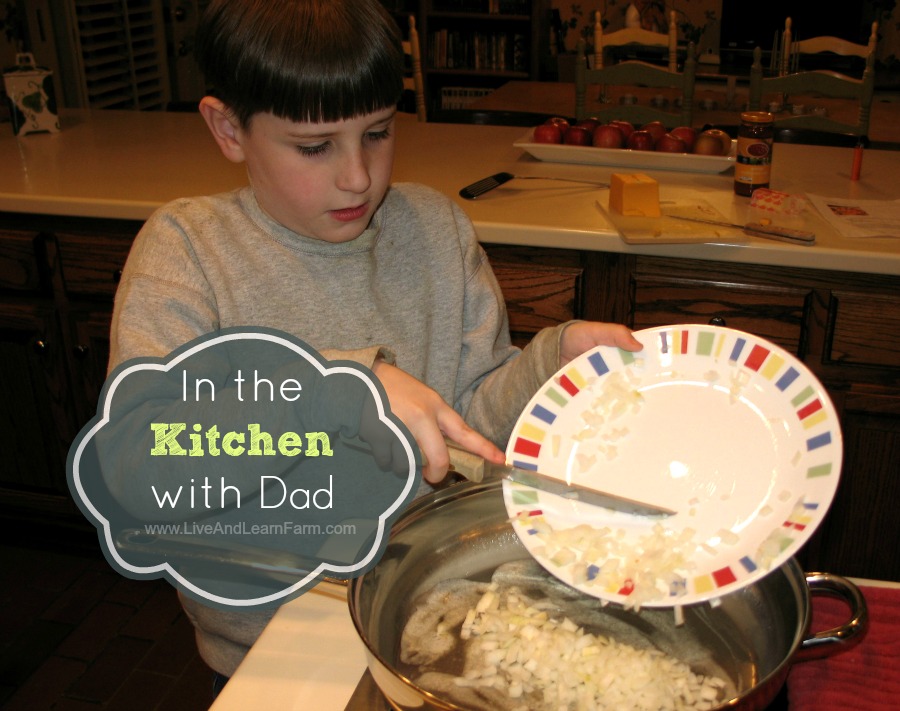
[396,558,746,710]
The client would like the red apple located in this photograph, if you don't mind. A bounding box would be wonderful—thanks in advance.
[609,120,635,140]
[577,117,601,131]
[655,132,688,153]
[626,129,655,151]
[533,123,563,144]
[669,126,697,152]
[693,132,724,156]
[564,125,593,146]
[704,128,733,156]
[592,124,625,149]
[545,116,571,133]
[640,121,667,144]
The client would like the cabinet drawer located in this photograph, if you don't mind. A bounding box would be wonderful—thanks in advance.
[0,230,44,293]
[490,262,582,344]
[630,275,809,355]
[55,233,133,298]
[829,291,900,368]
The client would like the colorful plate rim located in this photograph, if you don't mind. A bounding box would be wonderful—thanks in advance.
[502,324,842,608]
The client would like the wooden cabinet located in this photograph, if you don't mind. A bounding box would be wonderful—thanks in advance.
[0,214,139,525]
[611,254,900,581]
[0,227,78,516]
[626,257,811,354]
[484,244,583,347]
[0,301,77,506]
[0,211,898,580]
[51,227,133,423]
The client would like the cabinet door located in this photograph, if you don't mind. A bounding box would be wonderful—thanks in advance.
[0,301,78,498]
[485,245,583,348]
[803,386,900,581]
[629,257,810,354]
[69,306,113,427]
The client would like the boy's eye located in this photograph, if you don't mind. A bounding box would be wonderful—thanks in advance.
[366,128,391,143]
[298,142,330,157]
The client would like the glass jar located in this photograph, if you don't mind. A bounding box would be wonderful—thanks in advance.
[734,112,774,196]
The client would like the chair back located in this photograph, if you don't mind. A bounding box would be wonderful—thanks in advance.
[592,10,678,72]
[575,38,696,127]
[779,18,877,76]
[749,45,875,137]
[401,15,426,121]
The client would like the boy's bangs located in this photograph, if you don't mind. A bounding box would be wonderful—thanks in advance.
[268,50,403,124]
[196,0,405,126]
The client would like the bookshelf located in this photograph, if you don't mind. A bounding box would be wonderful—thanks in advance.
[382,1,549,115]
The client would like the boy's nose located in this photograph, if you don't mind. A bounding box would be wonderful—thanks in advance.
[336,151,372,193]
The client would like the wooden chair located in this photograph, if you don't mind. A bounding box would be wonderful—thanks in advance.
[575,38,696,126]
[778,17,878,76]
[592,10,678,71]
[401,15,426,121]
[749,45,875,138]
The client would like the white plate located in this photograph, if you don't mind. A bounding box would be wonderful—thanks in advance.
[514,130,736,174]
[503,325,842,608]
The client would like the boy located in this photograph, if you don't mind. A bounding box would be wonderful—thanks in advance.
[108,0,641,684]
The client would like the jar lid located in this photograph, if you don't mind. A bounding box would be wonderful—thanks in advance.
[740,111,774,124]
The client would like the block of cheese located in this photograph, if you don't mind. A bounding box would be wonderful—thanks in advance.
[608,173,661,217]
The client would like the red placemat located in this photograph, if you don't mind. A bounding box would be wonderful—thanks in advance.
[787,585,900,710]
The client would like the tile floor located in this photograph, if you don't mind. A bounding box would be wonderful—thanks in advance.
[0,525,215,710]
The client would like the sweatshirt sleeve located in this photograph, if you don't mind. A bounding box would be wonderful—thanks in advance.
[447,202,565,449]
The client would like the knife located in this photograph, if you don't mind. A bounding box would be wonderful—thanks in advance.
[445,442,675,517]
[668,215,816,245]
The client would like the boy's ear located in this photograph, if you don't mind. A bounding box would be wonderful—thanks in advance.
[199,96,246,163]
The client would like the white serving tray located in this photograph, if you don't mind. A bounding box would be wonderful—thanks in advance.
[514,130,736,174]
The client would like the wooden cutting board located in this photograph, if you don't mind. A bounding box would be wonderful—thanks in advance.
[600,198,750,245]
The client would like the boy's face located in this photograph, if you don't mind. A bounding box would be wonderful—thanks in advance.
[232,107,396,242]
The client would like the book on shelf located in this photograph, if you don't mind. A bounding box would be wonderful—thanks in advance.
[428,29,527,72]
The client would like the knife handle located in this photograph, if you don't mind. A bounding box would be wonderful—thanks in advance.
[419,438,489,482]
[445,440,488,483]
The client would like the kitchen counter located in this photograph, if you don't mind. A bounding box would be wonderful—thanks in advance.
[1,109,899,275]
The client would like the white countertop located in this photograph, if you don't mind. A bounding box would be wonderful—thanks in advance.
[209,583,367,711]
[1,110,899,275]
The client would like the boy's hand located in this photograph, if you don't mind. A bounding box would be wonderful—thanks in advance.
[372,361,504,483]
[559,322,643,367]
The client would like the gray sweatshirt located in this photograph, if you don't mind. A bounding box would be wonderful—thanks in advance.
[108,182,567,676]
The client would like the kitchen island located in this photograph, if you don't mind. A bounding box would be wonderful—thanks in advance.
[2,108,899,273]
[1,111,898,580]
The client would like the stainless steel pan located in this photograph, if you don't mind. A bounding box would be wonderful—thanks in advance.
[348,480,867,711]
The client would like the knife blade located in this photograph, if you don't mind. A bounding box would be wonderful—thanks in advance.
[668,215,816,245]
[445,443,674,517]
[482,460,675,517]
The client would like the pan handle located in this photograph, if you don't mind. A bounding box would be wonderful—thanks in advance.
[794,572,868,662]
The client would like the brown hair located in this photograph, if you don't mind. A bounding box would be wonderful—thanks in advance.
[196,0,404,127]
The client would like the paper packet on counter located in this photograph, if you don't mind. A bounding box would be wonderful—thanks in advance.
[747,188,809,229]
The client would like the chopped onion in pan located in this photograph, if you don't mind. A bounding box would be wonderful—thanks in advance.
[454,584,727,710]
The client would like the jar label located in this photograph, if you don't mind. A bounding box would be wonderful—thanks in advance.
[735,138,772,186]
